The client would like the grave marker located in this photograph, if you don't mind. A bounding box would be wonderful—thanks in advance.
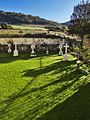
[63,42,69,61]
[30,44,36,56]
[59,42,63,55]
[13,43,19,56]
[8,43,12,53]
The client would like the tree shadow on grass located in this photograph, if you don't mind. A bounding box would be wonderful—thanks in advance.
[0,59,87,105]
[0,59,89,119]
[0,53,60,64]
[38,83,90,120]
[0,53,48,64]
[22,60,77,78]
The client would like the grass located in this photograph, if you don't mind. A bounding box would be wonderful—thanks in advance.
[12,24,47,31]
[0,54,90,120]
[0,24,47,37]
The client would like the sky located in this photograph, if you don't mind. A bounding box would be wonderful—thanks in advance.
[0,0,88,23]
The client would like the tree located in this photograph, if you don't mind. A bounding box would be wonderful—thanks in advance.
[0,22,12,29]
[69,0,90,47]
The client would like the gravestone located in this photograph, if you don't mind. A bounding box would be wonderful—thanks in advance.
[8,43,12,53]
[30,44,36,56]
[63,42,69,61]
[46,47,49,55]
[13,43,19,56]
[21,46,24,51]
[59,42,63,55]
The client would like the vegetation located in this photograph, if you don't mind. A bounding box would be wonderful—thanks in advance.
[0,10,61,26]
[0,24,69,38]
[0,22,12,29]
[69,0,90,46]
[0,54,90,120]
[73,46,90,65]
[12,24,47,31]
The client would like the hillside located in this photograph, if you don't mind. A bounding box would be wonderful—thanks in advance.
[62,21,73,27]
[0,10,61,26]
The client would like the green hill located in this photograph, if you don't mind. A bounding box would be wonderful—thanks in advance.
[0,10,61,26]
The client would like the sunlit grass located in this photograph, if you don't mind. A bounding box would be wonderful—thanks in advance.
[0,54,89,120]
[12,25,47,31]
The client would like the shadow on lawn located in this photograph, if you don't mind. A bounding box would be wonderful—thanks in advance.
[0,53,31,63]
[0,59,88,120]
[0,53,47,64]
[0,53,56,64]
[22,59,87,78]
[38,83,90,120]
[22,60,76,77]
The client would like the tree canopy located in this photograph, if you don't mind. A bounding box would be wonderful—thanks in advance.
[69,0,90,46]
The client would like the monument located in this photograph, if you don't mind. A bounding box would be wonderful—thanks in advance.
[30,44,36,56]
[13,43,19,56]
[59,42,63,55]
[63,42,69,61]
[8,43,12,53]
[46,47,49,55]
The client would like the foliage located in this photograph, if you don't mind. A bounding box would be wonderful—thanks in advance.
[70,0,90,21]
[45,25,68,32]
[69,0,90,46]
[73,46,90,65]
[0,22,12,29]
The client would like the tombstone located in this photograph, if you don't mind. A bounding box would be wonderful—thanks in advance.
[62,39,65,45]
[8,43,12,53]
[59,42,63,55]
[30,44,36,56]
[21,46,24,51]
[13,43,19,56]
[46,47,49,55]
[63,42,69,61]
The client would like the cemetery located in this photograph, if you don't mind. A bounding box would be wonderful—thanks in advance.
[0,35,90,120]
[0,0,90,120]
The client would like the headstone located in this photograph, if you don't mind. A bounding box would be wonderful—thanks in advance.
[46,47,49,55]
[59,42,63,55]
[21,46,24,51]
[63,42,69,61]
[13,43,19,56]
[8,43,12,53]
[30,44,36,56]
[62,39,65,45]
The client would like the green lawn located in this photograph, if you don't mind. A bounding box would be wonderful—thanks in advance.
[0,54,90,120]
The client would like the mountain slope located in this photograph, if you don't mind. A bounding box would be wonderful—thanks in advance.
[0,10,61,26]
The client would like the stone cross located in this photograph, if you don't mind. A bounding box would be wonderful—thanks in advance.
[64,42,69,54]
[30,44,36,56]
[63,42,69,61]
[8,43,12,53]
[13,43,19,56]
[59,42,63,55]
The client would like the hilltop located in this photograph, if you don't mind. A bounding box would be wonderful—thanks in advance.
[0,10,61,26]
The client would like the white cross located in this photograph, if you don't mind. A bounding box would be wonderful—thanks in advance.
[64,43,69,54]
[63,43,69,61]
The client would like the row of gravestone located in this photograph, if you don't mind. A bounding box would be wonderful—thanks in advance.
[8,42,69,61]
